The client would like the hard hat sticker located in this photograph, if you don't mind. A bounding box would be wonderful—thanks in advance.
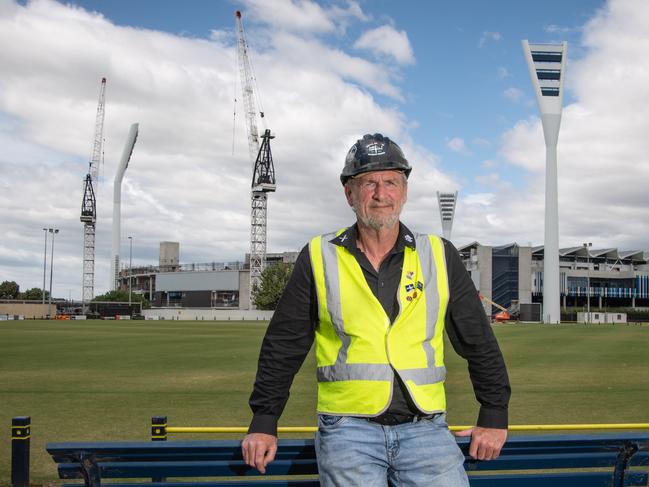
[366,142,386,156]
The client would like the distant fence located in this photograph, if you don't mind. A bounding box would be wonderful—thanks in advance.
[143,309,274,321]
[562,308,649,323]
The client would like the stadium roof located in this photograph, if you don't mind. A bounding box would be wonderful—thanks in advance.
[457,242,647,264]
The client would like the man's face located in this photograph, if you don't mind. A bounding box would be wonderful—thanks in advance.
[344,170,408,231]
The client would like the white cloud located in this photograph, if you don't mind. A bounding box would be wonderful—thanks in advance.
[272,31,405,99]
[3,0,649,300]
[0,0,440,298]
[329,1,370,32]
[481,159,497,169]
[544,24,577,34]
[492,0,649,250]
[463,193,495,207]
[241,0,335,33]
[474,172,511,191]
[208,29,230,43]
[354,24,415,65]
[446,137,469,154]
[478,31,501,48]
[241,0,369,35]
[503,87,524,103]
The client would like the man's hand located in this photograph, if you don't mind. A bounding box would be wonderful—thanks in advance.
[454,426,507,460]
[241,433,278,474]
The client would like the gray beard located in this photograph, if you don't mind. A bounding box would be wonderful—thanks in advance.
[354,209,400,231]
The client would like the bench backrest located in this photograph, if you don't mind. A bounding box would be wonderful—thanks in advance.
[47,433,649,487]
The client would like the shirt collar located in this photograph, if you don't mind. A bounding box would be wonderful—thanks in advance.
[330,222,416,251]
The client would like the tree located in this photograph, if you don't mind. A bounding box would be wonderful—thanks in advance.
[21,287,47,300]
[0,280,20,299]
[94,289,149,308]
[252,262,294,310]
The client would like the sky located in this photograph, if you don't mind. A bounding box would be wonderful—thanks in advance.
[1,0,648,300]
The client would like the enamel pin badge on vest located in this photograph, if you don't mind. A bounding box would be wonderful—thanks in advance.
[405,280,424,302]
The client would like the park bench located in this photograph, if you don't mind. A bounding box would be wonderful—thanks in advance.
[46,433,649,487]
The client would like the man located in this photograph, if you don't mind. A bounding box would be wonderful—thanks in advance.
[242,133,510,486]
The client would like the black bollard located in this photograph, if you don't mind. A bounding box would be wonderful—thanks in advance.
[151,416,167,483]
[151,416,167,441]
[11,416,30,487]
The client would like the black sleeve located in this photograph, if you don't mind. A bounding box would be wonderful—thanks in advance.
[247,244,317,436]
[442,239,511,429]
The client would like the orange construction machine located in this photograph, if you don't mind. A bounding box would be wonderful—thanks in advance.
[479,295,517,322]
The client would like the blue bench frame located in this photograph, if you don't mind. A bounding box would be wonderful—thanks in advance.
[46,433,649,487]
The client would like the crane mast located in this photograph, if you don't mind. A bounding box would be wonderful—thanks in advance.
[80,77,106,310]
[235,11,276,305]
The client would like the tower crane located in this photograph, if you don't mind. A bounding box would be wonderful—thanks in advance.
[234,10,277,305]
[80,77,106,310]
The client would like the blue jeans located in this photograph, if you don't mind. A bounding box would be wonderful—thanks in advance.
[315,413,469,487]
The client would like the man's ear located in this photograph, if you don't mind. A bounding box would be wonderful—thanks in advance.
[344,182,354,207]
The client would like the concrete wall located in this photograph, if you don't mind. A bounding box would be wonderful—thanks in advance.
[143,307,272,321]
[239,270,251,310]
[0,303,51,319]
[477,245,492,316]
[518,246,532,304]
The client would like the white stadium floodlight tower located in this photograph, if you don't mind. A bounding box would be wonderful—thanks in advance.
[522,40,568,323]
[111,123,139,290]
[437,191,458,241]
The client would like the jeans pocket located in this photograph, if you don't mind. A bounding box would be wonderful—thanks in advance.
[318,414,347,428]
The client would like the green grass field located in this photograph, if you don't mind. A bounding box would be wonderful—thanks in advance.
[1,320,648,483]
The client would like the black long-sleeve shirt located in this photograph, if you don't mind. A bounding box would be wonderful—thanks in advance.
[248,223,510,436]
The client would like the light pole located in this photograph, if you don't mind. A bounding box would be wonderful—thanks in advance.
[111,123,139,290]
[128,236,133,308]
[437,191,458,241]
[583,242,592,323]
[48,228,59,319]
[523,40,568,323]
[42,228,48,305]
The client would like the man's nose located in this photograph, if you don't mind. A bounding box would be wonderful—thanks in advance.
[372,181,389,199]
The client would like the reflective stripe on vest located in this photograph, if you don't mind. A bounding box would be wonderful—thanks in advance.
[309,230,450,415]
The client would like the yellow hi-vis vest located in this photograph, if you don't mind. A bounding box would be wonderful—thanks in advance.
[309,230,450,416]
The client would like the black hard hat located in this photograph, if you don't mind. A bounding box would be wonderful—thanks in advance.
[340,133,411,185]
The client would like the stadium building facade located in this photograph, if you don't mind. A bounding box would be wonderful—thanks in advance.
[117,242,297,310]
[459,242,649,317]
[120,241,649,317]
